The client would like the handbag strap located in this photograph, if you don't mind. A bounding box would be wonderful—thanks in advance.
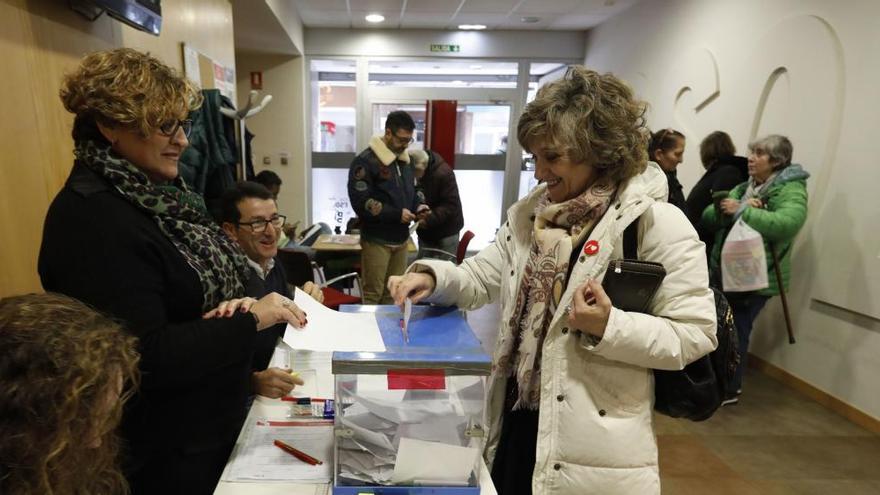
[623,216,640,260]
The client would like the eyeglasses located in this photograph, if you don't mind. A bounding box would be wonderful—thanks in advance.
[238,214,286,233]
[158,119,193,138]
[391,133,415,144]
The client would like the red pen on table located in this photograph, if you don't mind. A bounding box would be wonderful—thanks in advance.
[273,439,323,465]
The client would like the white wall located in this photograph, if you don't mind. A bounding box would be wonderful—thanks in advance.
[583,0,880,418]
[236,54,310,227]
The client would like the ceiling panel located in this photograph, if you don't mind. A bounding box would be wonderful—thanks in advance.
[458,0,521,14]
[348,0,404,11]
[549,14,605,29]
[350,10,402,28]
[294,0,350,11]
[498,17,561,30]
[515,0,581,15]
[450,13,513,26]
[294,0,644,30]
[568,0,637,15]
[405,0,462,14]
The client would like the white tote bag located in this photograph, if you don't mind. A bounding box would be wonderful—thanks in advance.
[720,219,769,292]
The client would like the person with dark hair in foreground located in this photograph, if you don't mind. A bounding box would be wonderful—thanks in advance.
[0,292,140,495]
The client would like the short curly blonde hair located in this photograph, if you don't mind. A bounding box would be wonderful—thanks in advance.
[517,66,649,183]
[0,293,140,495]
[60,48,203,139]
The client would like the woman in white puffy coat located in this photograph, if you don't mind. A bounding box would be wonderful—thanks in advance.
[389,66,717,495]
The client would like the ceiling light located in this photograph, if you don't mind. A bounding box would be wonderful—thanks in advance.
[470,64,483,69]
[365,14,385,23]
[521,16,540,23]
[458,24,486,30]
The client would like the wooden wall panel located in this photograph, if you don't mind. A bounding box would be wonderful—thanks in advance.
[0,0,235,297]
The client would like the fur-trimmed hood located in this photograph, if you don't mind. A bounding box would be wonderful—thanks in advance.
[369,135,411,166]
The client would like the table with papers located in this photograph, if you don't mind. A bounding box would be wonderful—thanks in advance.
[214,314,497,495]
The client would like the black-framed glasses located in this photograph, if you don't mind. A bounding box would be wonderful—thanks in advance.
[158,119,193,138]
[238,214,286,233]
[392,132,415,144]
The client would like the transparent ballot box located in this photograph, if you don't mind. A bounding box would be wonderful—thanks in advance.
[332,305,491,495]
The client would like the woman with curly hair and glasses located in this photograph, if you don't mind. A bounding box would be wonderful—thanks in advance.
[388,66,716,494]
[38,48,307,493]
[0,293,139,495]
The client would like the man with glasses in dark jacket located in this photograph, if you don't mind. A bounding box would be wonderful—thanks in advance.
[347,111,428,303]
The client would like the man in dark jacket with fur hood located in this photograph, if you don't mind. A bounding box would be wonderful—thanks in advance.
[347,111,427,303]
[408,149,464,263]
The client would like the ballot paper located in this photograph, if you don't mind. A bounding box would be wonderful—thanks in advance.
[402,297,412,343]
[225,419,333,482]
[391,437,479,486]
[283,287,385,352]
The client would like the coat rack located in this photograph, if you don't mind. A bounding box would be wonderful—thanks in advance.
[220,90,273,181]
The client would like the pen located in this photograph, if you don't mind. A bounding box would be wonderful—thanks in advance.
[273,439,323,465]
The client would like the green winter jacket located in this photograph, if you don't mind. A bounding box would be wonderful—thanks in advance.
[701,163,809,296]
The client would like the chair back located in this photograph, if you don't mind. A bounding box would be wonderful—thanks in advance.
[456,230,475,264]
[277,248,314,287]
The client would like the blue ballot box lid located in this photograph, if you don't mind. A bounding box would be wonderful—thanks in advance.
[332,305,491,376]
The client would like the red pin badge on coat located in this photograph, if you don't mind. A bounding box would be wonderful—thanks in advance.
[583,240,599,255]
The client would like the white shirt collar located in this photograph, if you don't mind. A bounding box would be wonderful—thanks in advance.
[246,257,275,280]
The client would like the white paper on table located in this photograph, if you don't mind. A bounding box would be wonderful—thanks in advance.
[284,287,385,352]
[225,419,334,482]
[391,437,479,485]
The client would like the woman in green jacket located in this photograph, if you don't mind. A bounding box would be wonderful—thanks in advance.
[701,134,808,404]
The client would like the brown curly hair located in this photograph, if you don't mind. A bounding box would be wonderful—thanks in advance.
[0,293,140,495]
[59,48,202,140]
[517,66,649,183]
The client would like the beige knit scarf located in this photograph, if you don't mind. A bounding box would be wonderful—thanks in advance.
[498,177,616,410]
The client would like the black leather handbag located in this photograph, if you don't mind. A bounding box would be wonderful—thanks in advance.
[603,216,736,422]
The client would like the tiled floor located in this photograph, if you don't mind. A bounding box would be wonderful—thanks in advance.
[466,303,880,494]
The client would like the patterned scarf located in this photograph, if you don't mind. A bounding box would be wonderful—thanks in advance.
[498,178,617,410]
[75,140,250,312]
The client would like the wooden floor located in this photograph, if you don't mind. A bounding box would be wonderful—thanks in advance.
[466,303,880,494]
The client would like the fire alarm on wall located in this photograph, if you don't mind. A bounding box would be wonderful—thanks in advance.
[250,71,263,90]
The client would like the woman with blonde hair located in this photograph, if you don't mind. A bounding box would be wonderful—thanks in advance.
[389,66,716,494]
[0,293,139,495]
[39,48,306,493]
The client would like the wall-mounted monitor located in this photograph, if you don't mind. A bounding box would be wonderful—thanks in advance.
[70,0,162,36]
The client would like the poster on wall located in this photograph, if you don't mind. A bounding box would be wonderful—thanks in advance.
[181,43,235,101]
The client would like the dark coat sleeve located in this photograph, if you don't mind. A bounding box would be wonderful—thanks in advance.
[710,165,746,195]
[39,192,257,392]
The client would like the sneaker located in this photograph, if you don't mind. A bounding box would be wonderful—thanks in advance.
[720,396,739,406]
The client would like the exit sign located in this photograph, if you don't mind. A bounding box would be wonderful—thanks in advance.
[430,44,460,53]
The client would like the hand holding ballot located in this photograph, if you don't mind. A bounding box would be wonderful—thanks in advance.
[387,272,436,307]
